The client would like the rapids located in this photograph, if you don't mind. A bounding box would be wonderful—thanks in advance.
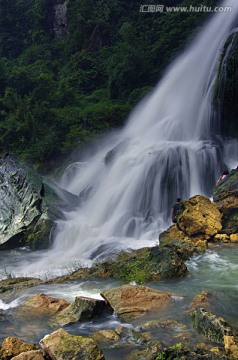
[1,0,238,280]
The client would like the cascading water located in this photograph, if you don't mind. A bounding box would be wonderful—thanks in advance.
[12,0,238,278]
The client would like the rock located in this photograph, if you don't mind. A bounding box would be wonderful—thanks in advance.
[0,337,38,360]
[22,293,69,314]
[104,138,129,165]
[100,284,173,321]
[189,291,217,313]
[0,278,43,301]
[40,328,104,360]
[224,335,238,359]
[177,195,222,241]
[11,350,46,360]
[159,224,186,244]
[214,233,230,243]
[94,243,189,283]
[0,155,43,248]
[90,329,120,343]
[55,296,111,326]
[0,154,79,250]
[230,233,238,242]
[54,1,69,39]
[139,319,187,332]
[191,308,237,343]
[213,169,238,234]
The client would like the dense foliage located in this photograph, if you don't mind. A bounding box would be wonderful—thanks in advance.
[0,0,219,169]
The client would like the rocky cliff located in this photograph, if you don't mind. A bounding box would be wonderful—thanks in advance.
[0,154,79,250]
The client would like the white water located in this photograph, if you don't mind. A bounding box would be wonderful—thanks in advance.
[8,0,238,279]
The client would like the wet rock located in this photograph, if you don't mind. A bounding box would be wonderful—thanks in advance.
[100,284,173,321]
[0,154,79,250]
[230,233,238,242]
[177,195,222,241]
[224,335,238,359]
[90,329,120,343]
[0,278,43,301]
[191,308,237,344]
[0,155,42,248]
[214,233,230,243]
[189,291,217,313]
[0,337,38,360]
[11,350,46,360]
[47,242,192,285]
[55,296,111,326]
[213,169,238,234]
[139,318,187,332]
[104,138,129,165]
[95,243,189,283]
[40,328,104,360]
[22,293,69,314]
[159,224,186,244]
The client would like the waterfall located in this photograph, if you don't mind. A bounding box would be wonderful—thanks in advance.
[19,0,238,278]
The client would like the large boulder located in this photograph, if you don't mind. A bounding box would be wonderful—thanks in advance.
[0,337,38,360]
[100,284,173,321]
[213,169,238,234]
[55,296,111,326]
[177,195,222,241]
[0,154,79,250]
[191,308,238,344]
[40,328,104,360]
[0,155,42,248]
[21,293,69,314]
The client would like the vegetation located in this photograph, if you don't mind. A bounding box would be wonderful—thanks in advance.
[0,0,219,169]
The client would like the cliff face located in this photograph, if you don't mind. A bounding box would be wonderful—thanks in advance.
[53,0,69,39]
[213,31,238,137]
[0,154,79,250]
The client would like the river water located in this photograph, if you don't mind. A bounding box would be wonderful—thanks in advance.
[0,245,238,359]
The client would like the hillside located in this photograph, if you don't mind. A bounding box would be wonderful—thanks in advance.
[0,0,222,169]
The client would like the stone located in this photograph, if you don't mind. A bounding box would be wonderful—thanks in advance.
[159,224,186,244]
[213,169,238,234]
[55,296,110,326]
[90,329,120,343]
[0,337,38,360]
[0,154,79,250]
[54,1,69,39]
[177,195,222,240]
[11,350,45,360]
[139,319,187,331]
[230,233,238,242]
[40,328,104,360]
[100,284,173,321]
[214,233,230,243]
[22,293,69,314]
[0,154,42,247]
[191,308,237,344]
[224,335,238,359]
[0,278,43,301]
[189,291,217,313]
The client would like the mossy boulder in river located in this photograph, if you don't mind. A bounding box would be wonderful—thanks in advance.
[0,336,38,360]
[55,296,111,326]
[61,241,194,284]
[40,328,104,360]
